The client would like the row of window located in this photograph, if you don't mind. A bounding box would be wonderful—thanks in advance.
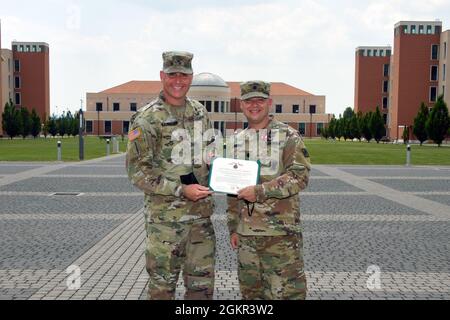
[14,44,43,53]
[84,120,326,136]
[360,49,392,57]
[95,102,138,112]
[275,105,317,114]
[402,24,440,35]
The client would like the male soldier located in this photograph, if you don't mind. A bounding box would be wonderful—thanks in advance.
[227,81,311,300]
[126,51,215,300]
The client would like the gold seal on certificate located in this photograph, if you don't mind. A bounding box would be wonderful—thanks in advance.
[208,158,260,195]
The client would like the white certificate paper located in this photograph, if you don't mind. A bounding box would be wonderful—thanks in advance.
[208,158,260,195]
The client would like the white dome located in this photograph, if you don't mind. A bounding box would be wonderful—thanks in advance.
[192,72,228,88]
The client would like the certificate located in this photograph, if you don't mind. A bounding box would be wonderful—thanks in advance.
[208,158,260,195]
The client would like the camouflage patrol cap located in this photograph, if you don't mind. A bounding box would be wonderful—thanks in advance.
[240,80,271,100]
[162,51,194,74]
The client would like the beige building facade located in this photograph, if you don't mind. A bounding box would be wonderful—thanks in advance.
[439,30,449,102]
[85,73,329,138]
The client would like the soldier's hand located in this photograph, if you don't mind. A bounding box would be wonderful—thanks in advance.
[230,233,239,249]
[182,184,212,202]
[237,186,257,203]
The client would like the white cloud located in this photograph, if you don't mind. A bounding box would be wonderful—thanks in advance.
[1,0,450,116]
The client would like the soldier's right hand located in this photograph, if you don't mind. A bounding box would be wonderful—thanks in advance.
[182,184,212,202]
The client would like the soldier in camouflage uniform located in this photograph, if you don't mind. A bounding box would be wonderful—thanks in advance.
[126,51,215,300]
[227,81,311,300]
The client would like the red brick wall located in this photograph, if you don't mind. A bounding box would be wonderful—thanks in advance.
[13,49,50,123]
[390,27,440,139]
[355,53,390,114]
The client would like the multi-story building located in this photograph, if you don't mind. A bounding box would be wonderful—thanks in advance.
[0,21,50,136]
[12,41,50,122]
[354,46,392,134]
[355,20,449,140]
[84,72,330,138]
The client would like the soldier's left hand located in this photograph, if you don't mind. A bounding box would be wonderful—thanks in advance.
[237,186,257,203]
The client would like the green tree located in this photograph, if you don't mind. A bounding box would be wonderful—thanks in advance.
[30,109,41,138]
[369,107,385,143]
[402,126,410,144]
[42,121,49,138]
[426,95,450,147]
[2,101,22,139]
[413,103,429,146]
[361,112,373,142]
[20,107,31,139]
[328,116,336,139]
[57,112,67,137]
[48,116,58,137]
[356,111,365,141]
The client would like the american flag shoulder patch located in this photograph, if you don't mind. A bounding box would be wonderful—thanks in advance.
[128,128,142,141]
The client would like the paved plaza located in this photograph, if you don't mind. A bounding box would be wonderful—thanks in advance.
[0,153,449,300]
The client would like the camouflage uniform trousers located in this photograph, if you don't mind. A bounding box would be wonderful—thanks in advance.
[145,217,215,300]
[237,233,306,300]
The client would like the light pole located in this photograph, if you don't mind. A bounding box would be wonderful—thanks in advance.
[79,99,84,161]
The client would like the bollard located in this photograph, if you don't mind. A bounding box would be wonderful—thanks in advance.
[106,139,110,156]
[112,137,118,153]
[406,144,411,166]
[57,141,62,161]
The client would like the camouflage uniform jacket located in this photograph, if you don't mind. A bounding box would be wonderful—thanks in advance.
[227,118,311,236]
[126,92,214,224]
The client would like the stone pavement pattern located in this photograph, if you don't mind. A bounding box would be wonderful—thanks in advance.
[0,154,449,300]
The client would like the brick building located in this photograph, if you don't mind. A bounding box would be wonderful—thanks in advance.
[0,21,50,136]
[85,72,330,138]
[355,21,449,140]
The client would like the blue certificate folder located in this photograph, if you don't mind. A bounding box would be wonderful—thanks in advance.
[208,158,261,195]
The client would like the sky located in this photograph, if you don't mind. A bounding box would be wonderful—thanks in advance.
[1,0,450,117]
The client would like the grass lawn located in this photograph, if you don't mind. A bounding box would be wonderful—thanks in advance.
[1,136,449,165]
[303,139,450,165]
[0,136,128,162]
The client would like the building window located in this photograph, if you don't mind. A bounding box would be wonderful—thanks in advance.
[14,76,21,89]
[403,25,409,34]
[367,49,372,57]
[431,66,439,81]
[14,60,20,72]
[275,105,282,113]
[293,105,299,113]
[113,103,120,112]
[309,105,316,114]
[411,25,417,34]
[104,121,112,134]
[213,122,219,130]
[426,25,432,34]
[382,97,388,109]
[214,101,219,113]
[130,103,137,112]
[8,58,11,72]
[383,64,390,77]
[316,123,324,135]
[298,123,306,135]
[220,101,225,113]
[430,87,437,102]
[86,121,93,133]
[96,102,103,112]
[123,121,130,134]
[444,42,447,59]
[431,45,439,60]
[418,25,424,34]
[226,101,229,112]
[443,64,446,81]
[383,80,389,93]
[205,101,212,112]
[8,75,11,89]
[15,92,21,105]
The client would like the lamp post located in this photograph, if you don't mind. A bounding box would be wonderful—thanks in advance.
[79,99,84,161]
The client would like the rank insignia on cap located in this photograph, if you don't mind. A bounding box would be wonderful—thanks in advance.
[128,128,142,142]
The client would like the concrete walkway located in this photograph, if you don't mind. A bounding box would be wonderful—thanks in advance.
[0,155,449,300]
